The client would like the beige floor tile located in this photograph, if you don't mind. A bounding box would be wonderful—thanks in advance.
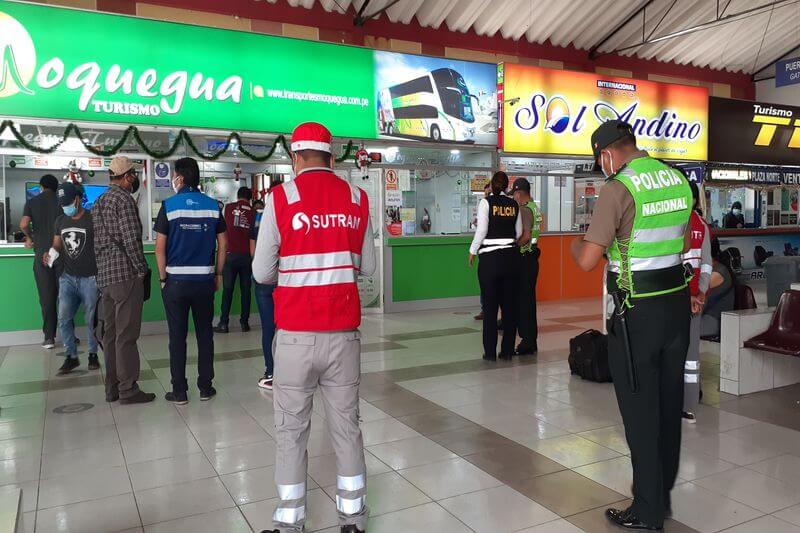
[135,477,235,525]
[439,485,558,533]
[720,515,800,533]
[692,467,800,514]
[36,493,141,533]
[527,434,621,468]
[144,508,252,533]
[206,439,277,475]
[398,457,502,500]
[128,452,217,491]
[38,465,132,509]
[367,436,457,470]
[366,502,472,533]
[670,482,763,532]
[361,471,430,516]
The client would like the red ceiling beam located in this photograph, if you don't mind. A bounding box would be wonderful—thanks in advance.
[140,0,753,97]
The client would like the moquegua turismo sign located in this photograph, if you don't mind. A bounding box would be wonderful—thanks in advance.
[499,63,709,160]
[0,0,499,145]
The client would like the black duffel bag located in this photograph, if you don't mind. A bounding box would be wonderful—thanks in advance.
[568,329,612,383]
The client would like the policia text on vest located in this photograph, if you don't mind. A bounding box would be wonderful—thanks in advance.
[572,121,692,531]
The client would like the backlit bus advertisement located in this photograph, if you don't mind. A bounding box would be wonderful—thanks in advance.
[375,52,497,145]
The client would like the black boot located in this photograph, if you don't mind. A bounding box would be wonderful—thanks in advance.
[341,526,365,533]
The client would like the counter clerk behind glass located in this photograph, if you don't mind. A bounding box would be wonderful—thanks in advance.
[469,171,522,361]
[571,120,692,532]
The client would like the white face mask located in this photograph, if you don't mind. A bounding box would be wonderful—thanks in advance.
[732,208,741,215]
[601,151,615,178]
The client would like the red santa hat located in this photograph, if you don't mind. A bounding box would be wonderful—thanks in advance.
[291,122,332,153]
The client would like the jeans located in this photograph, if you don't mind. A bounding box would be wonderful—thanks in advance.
[219,252,252,326]
[162,279,215,393]
[58,273,99,358]
[254,282,276,375]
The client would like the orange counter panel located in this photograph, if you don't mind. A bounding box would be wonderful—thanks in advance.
[536,234,605,301]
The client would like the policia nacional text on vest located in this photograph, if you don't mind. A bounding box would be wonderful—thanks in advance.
[606,156,692,530]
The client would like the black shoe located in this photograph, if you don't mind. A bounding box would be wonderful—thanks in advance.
[120,391,156,404]
[341,526,365,533]
[42,338,55,349]
[515,344,538,355]
[605,507,662,530]
[213,324,229,334]
[57,357,80,375]
[241,322,251,332]
[87,354,100,370]
[165,391,189,405]
[260,530,280,533]
[498,352,513,360]
[106,392,119,402]
[482,354,496,361]
[200,387,217,401]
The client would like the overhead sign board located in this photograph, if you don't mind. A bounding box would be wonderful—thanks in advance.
[499,63,709,160]
[708,97,800,166]
[776,56,800,87]
[0,1,497,145]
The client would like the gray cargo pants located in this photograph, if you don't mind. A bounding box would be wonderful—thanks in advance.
[683,313,701,413]
[272,329,368,533]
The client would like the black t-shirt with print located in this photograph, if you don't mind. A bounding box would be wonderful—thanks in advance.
[54,211,97,277]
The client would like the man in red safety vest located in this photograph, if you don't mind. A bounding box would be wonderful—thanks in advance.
[253,122,375,533]
[681,181,712,423]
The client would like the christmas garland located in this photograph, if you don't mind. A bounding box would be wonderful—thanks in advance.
[0,120,355,163]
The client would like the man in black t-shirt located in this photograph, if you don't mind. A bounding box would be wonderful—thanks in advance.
[44,183,100,374]
[19,174,61,348]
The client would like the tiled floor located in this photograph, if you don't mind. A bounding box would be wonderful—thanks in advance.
[1,298,800,532]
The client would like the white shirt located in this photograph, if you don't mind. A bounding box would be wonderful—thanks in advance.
[469,193,523,256]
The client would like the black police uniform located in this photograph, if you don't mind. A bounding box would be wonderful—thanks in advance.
[477,194,519,359]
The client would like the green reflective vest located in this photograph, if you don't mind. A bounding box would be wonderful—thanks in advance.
[520,200,542,254]
[607,156,692,299]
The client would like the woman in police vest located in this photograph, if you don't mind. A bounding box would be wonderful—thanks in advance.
[469,171,522,360]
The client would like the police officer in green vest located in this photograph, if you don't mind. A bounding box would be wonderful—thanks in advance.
[510,178,542,355]
[571,120,692,531]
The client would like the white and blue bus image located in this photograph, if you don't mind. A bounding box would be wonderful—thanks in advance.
[378,68,479,143]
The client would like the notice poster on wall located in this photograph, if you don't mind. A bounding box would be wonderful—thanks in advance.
[499,63,708,160]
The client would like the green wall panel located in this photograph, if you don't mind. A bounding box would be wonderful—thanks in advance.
[0,246,252,332]
[389,237,479,302]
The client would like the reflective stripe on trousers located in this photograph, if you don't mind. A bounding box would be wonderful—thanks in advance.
[272,330,368,532]
[684,313,701,412]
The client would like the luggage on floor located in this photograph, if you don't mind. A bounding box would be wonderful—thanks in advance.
[568,329,612,383]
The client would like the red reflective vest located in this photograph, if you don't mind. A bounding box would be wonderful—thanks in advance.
[272,168,369,332]
[683,210,709,296]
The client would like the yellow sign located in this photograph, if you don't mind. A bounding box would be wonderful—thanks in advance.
[499,64,708,160]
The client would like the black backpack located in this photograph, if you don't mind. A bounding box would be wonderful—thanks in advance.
[568,329,612,383]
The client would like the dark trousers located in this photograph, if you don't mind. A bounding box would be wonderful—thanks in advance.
[516,248,540,349]
[478,248,516,357]
[162,279,215,393]
[219,252,252,326]
[607,290,690,527]
[99,278,144,400]
[33,257,59,340]
[254,283,276,375]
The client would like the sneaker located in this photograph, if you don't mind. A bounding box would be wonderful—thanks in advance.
[120,390,156,404]
[213,324,229,334]
[200,387,217,401]
[682,411,696,423]
[258,374,274,390]
[42,338,55,349]
[241,322,251,333]
[87,354,100,370]
[165,391,188,405]
[57,357,80,375]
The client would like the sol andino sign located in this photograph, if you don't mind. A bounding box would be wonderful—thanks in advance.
[499,63,709,160]
[0,0,376,137]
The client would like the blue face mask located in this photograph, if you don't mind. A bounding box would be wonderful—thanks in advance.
[62,204,78,217]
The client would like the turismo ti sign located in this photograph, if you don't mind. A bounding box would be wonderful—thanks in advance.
[0,0,376,138]
[708,97,800,166]
[776,57,800,87]
[499,64,709,160]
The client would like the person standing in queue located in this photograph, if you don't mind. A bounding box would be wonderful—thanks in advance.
[19,174,61,349]
[682,181,712,423]
[474,182,492,321]
[155,157,227,404]
[253,122,375,533]
[469,171,521,361]
[93,156,155,404]
[215,186,255,334]
[510,178,542,355]
[571,120,692,531]
[250,191,275,390]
